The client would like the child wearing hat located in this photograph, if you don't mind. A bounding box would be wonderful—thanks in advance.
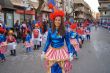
[7,30,17,56]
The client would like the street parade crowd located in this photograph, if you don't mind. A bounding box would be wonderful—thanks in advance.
[0,18,92,72]
[0,1,93,73]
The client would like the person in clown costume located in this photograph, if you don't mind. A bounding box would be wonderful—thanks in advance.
[7,30,17,56]
[0,27,7,62]
[41,1,75,73]
[32,23,42,50]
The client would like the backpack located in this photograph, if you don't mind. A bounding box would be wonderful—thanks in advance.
[33,29,39,38]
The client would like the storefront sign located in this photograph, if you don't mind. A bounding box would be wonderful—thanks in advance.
[16,10,24,14]
[16,10,35,15]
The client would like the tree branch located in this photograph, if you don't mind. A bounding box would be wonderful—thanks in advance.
[66,5,75,16]
[36,0,44,13]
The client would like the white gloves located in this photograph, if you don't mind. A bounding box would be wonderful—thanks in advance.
[41,51,45,60]
[69,53,73,61]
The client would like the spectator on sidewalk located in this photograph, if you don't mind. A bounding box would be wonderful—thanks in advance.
[21,21,28,43]
[14,20,20,43]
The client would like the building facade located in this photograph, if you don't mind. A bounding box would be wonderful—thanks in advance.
[10,0,39,23]
[98,0,110,26]
[0,0,39,28]
[64,0,74,21]
[0,0,15,28]
[74,0,92,22]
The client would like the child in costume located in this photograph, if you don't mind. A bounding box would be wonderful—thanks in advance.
[32,23,42,50]
[41,9,74,73]
[76,27,84,48]
[7,30,17,56]
[0,27,7,62]
[70,23,80,59]
[85,27,91,41]
[24,30,33,53]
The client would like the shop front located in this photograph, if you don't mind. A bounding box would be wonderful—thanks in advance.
[0,0,15,28]
[16,9,35,23]
[4,11,14,28]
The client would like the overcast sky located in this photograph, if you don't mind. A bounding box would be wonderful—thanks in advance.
[84,0,99,12]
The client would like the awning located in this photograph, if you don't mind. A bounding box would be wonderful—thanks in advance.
[0,0,15,10]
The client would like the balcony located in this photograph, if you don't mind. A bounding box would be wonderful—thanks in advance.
[75,7,85,12]
[98,6,110,11]
[100,3,110,8]
[99,0,110,3]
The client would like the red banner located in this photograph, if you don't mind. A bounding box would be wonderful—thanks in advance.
[16,10,35,15]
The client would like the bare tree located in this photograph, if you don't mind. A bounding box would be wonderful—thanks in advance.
[29,0,45,19]
[65,0,75,20]
[35,0,44,14]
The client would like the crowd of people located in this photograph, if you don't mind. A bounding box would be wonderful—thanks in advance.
[0,19,49,61]
[0,18,92,73]
[0,2,92,73]
[0,17,92,72]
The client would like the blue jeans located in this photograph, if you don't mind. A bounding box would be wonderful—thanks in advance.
[86,35,90,40]
[0,53,5,60]
[109,27,110,31]
[26,47,32,53]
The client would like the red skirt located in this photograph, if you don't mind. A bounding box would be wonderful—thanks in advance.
[0,42,7,54]
[24,41,33,48]
[44,46,72,73]
[70,39,80,52]
[45,46,69,61]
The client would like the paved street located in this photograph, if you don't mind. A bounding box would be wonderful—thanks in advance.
[0,27,110,73]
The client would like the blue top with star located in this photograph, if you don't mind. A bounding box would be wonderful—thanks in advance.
[43,28,73,53]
